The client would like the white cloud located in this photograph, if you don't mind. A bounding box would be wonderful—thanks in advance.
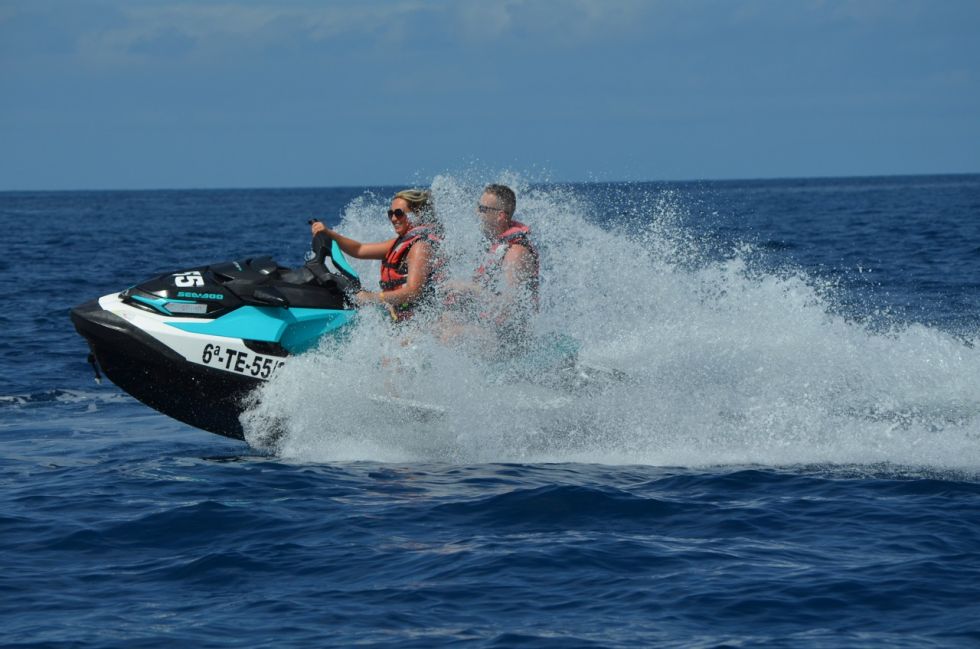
[64,1,434,67]
[63,0,671,68]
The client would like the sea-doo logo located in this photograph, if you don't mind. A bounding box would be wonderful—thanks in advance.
[173,271,204,288]
[177,291,224,300]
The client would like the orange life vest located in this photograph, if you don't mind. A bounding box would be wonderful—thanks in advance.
[379,225,443,320]
[474,221,540,310]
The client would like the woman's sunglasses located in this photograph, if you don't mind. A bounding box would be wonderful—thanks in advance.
[387,208,410,219]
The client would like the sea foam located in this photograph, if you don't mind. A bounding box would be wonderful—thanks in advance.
[242,174,980,470]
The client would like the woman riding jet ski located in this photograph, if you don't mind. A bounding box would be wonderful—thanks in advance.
[70,233,360,440]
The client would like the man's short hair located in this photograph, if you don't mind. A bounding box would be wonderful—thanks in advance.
[484,184,516,216]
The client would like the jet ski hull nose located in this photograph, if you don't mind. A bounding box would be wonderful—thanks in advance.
[70,299,255,441]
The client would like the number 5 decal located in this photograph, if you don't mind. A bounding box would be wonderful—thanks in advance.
[174,271,204,287]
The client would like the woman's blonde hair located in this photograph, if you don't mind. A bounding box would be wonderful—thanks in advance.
[394,188,440,232]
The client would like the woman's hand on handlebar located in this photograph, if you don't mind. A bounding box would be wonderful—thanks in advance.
[310,220,329,237]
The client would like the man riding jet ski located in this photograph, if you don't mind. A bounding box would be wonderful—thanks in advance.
[71,234,360,440]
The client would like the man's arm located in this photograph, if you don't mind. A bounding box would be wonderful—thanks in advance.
[496,244,537,321]
[502,245,536,292]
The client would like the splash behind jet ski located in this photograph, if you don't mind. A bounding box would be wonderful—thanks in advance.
[71,234,360,440]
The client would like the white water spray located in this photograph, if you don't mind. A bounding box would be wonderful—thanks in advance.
[241,174,980,469]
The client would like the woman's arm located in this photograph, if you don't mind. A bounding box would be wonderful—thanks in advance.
[357,241,433,306]
[311,221,392,260]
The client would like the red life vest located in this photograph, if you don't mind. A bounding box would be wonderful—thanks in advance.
[379,224,443,319]
[474,221,540,309]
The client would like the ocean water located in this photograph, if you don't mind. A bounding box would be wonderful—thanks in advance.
[2,174,980,647]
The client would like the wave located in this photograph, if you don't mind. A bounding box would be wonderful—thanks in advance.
[241,174,980,470]
[0,388,133,409]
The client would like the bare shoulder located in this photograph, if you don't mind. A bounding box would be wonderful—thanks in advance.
[503,242,534,266]
[407,239,433,258]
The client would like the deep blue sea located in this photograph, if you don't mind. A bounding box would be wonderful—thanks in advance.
[3,174,980,647]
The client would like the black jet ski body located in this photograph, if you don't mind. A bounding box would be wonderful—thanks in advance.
[71,238,360,441]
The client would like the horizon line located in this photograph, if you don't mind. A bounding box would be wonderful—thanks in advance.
[1,170,978,194]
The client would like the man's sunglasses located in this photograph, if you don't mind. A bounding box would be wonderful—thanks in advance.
[477,204,502,214]
[387,208,410,218]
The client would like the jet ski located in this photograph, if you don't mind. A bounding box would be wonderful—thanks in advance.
[71,234,360,441]
[73,227,629,444]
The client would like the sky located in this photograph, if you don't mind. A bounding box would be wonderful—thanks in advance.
[1,0,978,190]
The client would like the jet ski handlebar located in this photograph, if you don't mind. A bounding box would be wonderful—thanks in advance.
[306,223,361,295]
